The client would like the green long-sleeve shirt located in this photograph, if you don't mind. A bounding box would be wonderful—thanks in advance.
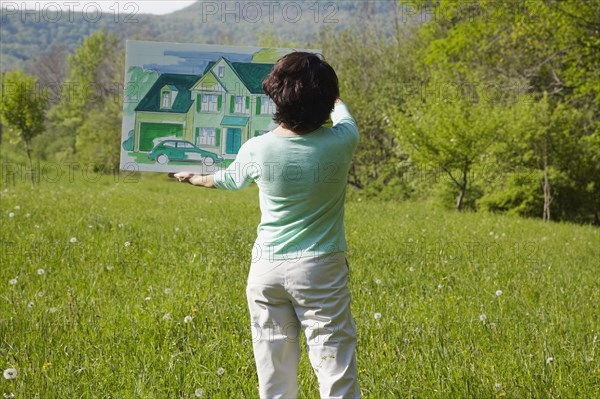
[213,103,359,260]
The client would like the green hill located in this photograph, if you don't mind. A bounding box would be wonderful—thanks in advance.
[0,0,401,71]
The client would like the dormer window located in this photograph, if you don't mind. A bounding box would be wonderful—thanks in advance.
[161,91,171,108]
[160,85,178,109]
[218,66,225,78]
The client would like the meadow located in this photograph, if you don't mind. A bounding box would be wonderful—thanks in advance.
[1,172,598,398]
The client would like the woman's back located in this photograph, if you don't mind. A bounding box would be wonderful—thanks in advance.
[213,103,359,260]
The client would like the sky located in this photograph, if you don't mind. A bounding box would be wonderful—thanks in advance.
[1,1,197,15]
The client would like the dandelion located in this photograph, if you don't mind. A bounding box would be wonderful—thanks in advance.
[546,357,554,364]
[450,138,456,143]
[49,307,58,313]
[479,314,487,322]
[124,241,131,247]
[3,368,17,380]
[37,268,45,275]
[9,278,17,285]
[70,237,77,243]
[489,231,494,236]
[437,284,443,289]
[194,388,204,397]
[374,312,382,320]
[42,362,52,372]
[14,205,20,210]
[494,382,502,389]
[184,315,193,323]
[8,212,15,218]
[88,224,93,229]
[162,313,171,321]
[489,322,497,328]
[408,237,414,242]
[495,290,503,296]
[106,265,114,271]
[36,291,44,297]
[164,288,172,295]
[118,223,124,228]
[27,302,34,309]
[25,213,30,218]
[217,367,225,376]
[144,297,151,302]
[34,224,40,229]
[175,227,180,232]
[375,279,382,285]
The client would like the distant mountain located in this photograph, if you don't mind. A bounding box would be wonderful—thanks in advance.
[0,0,403,71]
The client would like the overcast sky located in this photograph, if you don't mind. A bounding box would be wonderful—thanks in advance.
[1,1,197,15]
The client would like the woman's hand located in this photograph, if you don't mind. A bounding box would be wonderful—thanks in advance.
[169,172,215,188]
[171,171,195,183]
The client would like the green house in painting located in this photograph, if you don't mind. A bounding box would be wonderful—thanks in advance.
[132,57,276,162]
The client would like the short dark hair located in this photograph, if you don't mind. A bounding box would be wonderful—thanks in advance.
[262,52,339,134]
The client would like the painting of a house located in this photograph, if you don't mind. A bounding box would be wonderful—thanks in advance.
[133,57,276,161]
[120,41,316,173]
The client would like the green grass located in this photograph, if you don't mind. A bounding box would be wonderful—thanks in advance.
[1,174,598,398]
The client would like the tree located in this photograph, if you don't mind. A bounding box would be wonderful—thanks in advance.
[0,70,48,187]
[407,0,600,222]
[394,74,503,211]
[48,30,123,170]
[25,44,69,109]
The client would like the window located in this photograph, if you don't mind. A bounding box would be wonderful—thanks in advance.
[177,142,195,149]
[201,94,218,112]
[197,128,216,146]
[260,96,276,115]
[161,92,170,108]
[218,66,225,78]
[162,141,176,148]
[234,96,245,114]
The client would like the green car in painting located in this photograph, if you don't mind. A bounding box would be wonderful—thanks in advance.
[148,140,224,166]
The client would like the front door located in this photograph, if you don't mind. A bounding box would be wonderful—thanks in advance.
[226,128,242,155]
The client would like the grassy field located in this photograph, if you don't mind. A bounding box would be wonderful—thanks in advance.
[1,172,598,398]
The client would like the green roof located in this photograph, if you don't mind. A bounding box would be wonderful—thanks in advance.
[221,116,249,127]
[136,74,199,113]
[204,58,274,94]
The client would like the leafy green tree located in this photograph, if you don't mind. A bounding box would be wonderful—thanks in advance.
[48,30,123,170]
[0,70,47,186]
[410,0,600,222]
[394,74,504,211]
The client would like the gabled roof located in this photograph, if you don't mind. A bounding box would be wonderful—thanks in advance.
[136,74,199,113]
[204,58,274,94]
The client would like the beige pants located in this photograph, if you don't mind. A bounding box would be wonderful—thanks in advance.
[246,252,360,399]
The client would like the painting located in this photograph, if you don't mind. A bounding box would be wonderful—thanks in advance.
[120,40,319,174]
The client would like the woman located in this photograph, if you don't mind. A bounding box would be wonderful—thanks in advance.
[174,51,360,398]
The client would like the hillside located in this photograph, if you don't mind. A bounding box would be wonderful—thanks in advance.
[0,0,402,71]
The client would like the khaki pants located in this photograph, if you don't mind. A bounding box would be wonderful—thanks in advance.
[246,252,360,399]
